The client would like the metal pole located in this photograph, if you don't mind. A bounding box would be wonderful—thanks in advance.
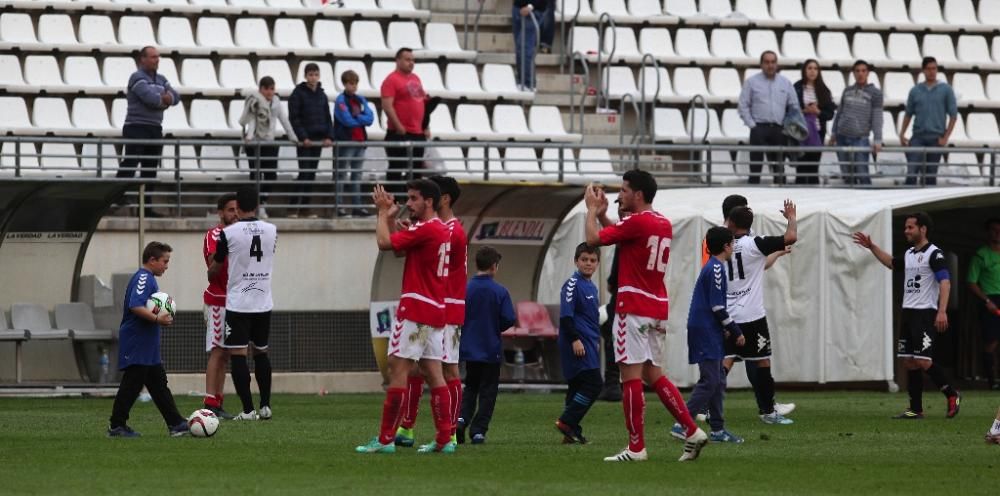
[138,183,146,266]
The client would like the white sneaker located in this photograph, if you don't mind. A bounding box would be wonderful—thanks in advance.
[775,402,796,416]
[603,447,648,462]
[760,412,794,425]
[679,428,708,462]
[259,406,272,420]
[234,410,259,421]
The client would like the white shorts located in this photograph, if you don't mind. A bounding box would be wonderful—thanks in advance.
[613,313,666,366]
[204,305,225,352]
[442,324,462,364]
[388,318,445,361]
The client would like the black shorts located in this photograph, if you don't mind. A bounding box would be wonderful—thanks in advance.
[724,317,772,361]
[223,310,271,351]
[983,295,1000,344]
[898,308,937,360]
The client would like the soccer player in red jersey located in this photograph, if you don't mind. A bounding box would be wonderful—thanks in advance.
[584,169,708,462]
[395,176,467,446]
[357,180,455,454]
[202,193,238,419]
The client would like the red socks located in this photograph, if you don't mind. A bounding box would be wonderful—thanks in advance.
[654,375,697,437]
[430,386,452,446]
[400,375,424,430]
[447,378,463,435]
[379,387,406,445]
[203,394,220,409]
[622,379,646,452]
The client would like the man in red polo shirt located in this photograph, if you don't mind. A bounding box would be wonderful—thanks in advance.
[381,47,429,194]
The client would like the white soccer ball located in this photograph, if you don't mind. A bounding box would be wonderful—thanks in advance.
[188,409,219,438]
[146,292,176,317]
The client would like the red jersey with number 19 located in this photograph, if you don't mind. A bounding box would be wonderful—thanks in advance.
[390,217,450,328]
[203,225,228,306]
[444,218,468,325]
[598,210,672,320]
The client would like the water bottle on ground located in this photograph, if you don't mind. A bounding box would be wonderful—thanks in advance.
[513,348,525,383]
[99,348,110,384]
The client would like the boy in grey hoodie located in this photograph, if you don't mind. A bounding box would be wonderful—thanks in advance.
[239,76,299,218]
[829,60,883,186]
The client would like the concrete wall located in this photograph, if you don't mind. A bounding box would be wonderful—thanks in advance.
[81,219,379,312]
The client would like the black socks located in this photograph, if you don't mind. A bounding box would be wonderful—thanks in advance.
[230,355,255,414]
[254,353,272,409]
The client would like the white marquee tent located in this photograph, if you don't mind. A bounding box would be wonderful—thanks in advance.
[540,187,1000,387]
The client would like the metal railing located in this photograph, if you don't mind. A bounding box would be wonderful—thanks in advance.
[594,13,616,113]
[567,50,590,133]
[1,136,997,216]
[469,0,486,53]
[559,0,582,73]
[518,7,541,91]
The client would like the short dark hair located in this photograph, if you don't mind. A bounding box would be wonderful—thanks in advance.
[304,62,320,75]
[706,226,734,255]
[142,241,172,264]
[722,194,748,220]
[852,59,871,71]
[395,47,413,59]
[428,175,461,207]
[622,169,657,204]
[258,76,275,89]
[216,192,237,211]
[341,69,359,85]
[905,212,933,232]
[475,245,502,271]
[921,56,937,69]
[760,50,777,63]
[406,179,441,209]
[139,46,156,58]
[574,242,600,261]
[236,185,259,213]
[729,206,754,230]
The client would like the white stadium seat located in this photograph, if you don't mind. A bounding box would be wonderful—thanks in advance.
[424,23,470,58]
[257,60,294,92]
[380,0,418,11]
[296,60,334,91]
[235,18,273,50]
[163,104,191,132]
[734,0,771,21]
[951,73,986,104]
[412,63,447,97]
[887,33,920,64]
[604,27,640,62]
[822,70,845,101]
[228,100,244,130]
[492,105,532,139]
[350,21,390,56]
[1,142,39,170]
[965,113,1000,143]
[710,29,749,63]
[334,60,373,94]
[32,98,74,132]
[674,28,711,59]
[909,0,946,27]
[957,35,991,65]
[102,57,137,87]
[197,18,236,50]
[875,0,910,24]
[653,107,686,141]
[427,105,460,139]
[529,105,579,142]
[942,152,985,186]
[0,55,26,89]
[189,99,231,134]
[708,68,742,101]
[118,16,157,47]
[387,22,423,51]
[721,108,750,140]
[665,0,697,16]
[81,143,119,174]
[745,30,780,60]
[771,0,807,23]
[805,0,841,24]
[945,0,979,26]
[782,31,817,60]
[840,0,877,26]
[557,0,598,22]
[219,59,256,89]
[881,110,899,144]
[687,107,724,141]
[425,146,467,177]
[181,59,221,90]
[628,0,667,19]
[592,0,632,20]
[639,66,674,101]
[541,147,577,177]
[639,28,677,61]
[156,57,181,87]
[577,148,617,181]
[852,33,888,64]
[79,15,118,46]
[369,61,394,91]
[817,32,852,64]
[672,67,709,99]
[161,145,200,177]
[111,98,127,129]
[571,26,599,57]
[24,55,64,88]
[454,104,493,137]
[158,17,197,48]
[979,2,1000,29]
[481,64,531,100]
[64,56,104,91]
[38,15,78,45]
[603,66,638,99]
[313,20,352,55]
[0,13,37,46]
[0,97,33,134]
[72,98,114,132]
[883,72,914,105]
[923,35,958,65]
[274,18,312,50]
[987,75,1000,101]
[503,147,544,182]
[199,145,238,178]
[445,64,486,99]
[466,146,503,178]
[40,143,80,173]
[701,0,733,17]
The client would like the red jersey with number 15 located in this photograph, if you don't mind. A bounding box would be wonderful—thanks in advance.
[203,225,228,306]
[598,210,672,320]
[390,217,450,328]
[444,218,468,325]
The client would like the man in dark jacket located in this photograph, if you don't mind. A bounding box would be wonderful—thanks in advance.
[288,63,334,217]
[117,46,180,217]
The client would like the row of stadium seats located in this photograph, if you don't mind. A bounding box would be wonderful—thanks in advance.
[0,141,616,183]
[0,303,113,383]
[0,14,471,59]
[0,96,579,141]
[0,56,531,101]
[0,0,427,18]
[572,26,1000,70]
[601,66,1000,108]
[558,0,994,31]
[654,107,1000,146]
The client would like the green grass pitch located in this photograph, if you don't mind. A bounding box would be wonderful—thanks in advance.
[1,391,997,495]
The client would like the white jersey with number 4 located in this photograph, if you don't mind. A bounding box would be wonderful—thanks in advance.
[222,218,277,313]
[726,234,785,323]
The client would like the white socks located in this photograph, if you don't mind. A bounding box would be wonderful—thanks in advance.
[990,419,1000,436]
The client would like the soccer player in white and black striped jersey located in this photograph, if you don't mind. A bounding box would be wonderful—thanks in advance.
[208,186,278,421]
[854,212,961,419]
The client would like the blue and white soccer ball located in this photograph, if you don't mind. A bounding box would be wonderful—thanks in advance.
[145,292,176,317]
[188,409,219,438]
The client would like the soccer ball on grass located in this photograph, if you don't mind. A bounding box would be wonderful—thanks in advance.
[188,409,219,437]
